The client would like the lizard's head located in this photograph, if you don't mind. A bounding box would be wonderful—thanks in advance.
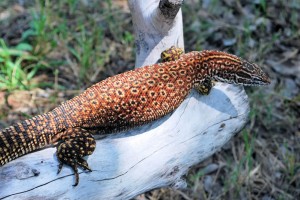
[233,59,271,86]
[201,50,271,86]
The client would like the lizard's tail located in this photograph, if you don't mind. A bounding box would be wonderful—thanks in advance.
[0,113,60,166]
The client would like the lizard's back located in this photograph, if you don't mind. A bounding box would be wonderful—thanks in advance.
[59,53,196,134]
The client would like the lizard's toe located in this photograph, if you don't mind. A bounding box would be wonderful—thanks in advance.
[56,128,96,186]
[77,157,92,172]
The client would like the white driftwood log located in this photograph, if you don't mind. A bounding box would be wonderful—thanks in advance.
[0,1,250,199]
[129,0,184,67]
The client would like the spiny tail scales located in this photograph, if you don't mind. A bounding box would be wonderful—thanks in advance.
[0,113,60,165]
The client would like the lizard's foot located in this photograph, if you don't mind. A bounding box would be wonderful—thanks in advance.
[194,78,215,95]
[160,46,184,62]
[56,127,96,186]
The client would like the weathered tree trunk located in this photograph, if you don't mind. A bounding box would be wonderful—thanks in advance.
[0,1,249,199]
[129,0,184,67]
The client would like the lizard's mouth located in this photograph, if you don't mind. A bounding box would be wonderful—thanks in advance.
[246,73,271,86]
[213,73,271,86]
[235,76,271,86]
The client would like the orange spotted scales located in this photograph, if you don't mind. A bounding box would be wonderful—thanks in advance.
[0,47,270,186]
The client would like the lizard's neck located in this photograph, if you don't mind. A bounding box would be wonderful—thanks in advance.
[193,51,242,83]
[176,51,217,85]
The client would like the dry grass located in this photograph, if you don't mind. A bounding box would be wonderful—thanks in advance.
[0,0,299,199]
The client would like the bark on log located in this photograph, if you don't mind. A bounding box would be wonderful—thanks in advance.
[0,1,250,199]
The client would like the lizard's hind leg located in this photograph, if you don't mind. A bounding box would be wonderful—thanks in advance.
[56,127,96,186]
[160,46,184,62]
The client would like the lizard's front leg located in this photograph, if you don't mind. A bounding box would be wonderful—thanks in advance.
[194,77,215,95]
[56,127,96,186]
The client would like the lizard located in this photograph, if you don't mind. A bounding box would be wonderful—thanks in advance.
[0,46,271,186]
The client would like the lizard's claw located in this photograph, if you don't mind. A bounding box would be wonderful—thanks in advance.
[56,128,96,186]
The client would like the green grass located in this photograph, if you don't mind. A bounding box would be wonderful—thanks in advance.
[68,25,105,81]
[22,3,57,56]
[0,39,41,91]
[0,0,134,90]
